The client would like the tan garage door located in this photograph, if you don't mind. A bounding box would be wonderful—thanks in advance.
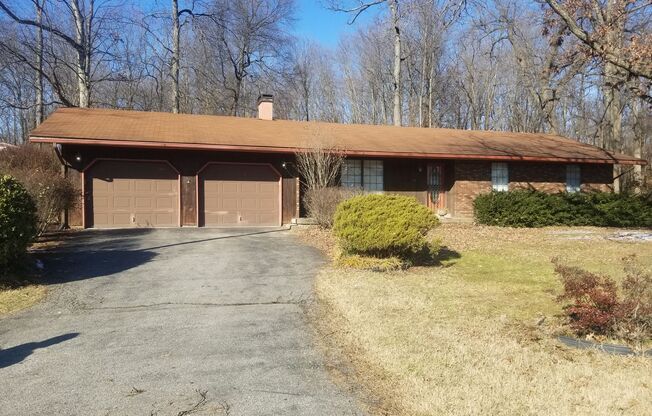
[89,160,179,228]
[200,163,280,226]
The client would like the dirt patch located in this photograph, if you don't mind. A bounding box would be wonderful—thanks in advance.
[292,226,338,258]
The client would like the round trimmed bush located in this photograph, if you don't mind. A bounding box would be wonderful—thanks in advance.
[333,194,439,258]
[0,175,37,270]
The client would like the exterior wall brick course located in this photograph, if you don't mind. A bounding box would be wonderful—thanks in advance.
[452,161,614,218]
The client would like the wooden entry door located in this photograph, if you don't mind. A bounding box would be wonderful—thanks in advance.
[427,163,446,211]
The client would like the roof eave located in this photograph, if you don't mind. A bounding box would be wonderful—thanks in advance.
[28,135,647,165]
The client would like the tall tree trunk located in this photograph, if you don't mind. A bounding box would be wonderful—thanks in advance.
[70,0,90,108]
[389,0,401,126]
[35,0,44,124]
[171,0,180,114]
[603,0,625,192]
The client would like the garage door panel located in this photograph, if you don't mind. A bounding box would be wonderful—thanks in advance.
[134,181,152,193]
[222,182,239,193]
[240,182,258,193]
[94,213,109,226]
[156,180,176,193]
[156,213,176,224]
[94,196,109,209]
[156,197,175,209]
[134,197,152,209]
[93,180,110,193]
[201,164,280,227]
[257,213,278,224]
[241,198,258,210]
[112,213,131,225]
[259,199,276,210]
[89,160,178,228]
[222,199,238,210]
[259,182,278,193]
[114,196,131,209]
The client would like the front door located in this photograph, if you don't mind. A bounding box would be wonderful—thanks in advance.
[427,163,446,212]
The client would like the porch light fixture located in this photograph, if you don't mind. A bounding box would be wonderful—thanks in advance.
[74,153,82,162]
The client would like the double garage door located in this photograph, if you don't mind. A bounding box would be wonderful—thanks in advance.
[87,160,280,228]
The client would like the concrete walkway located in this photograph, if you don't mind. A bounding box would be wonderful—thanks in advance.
[0,228,361,415]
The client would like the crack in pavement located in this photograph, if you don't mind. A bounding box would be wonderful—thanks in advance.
[82,299,307,311]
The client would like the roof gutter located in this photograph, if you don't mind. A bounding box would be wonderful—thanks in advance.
[29,135,647,165]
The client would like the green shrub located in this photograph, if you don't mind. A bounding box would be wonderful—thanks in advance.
[0,175,37,272]
[333,194,439,259]
[474,190,652,228]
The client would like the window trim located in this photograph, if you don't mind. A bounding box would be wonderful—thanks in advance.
[341,159,384,191]
[491,162,509,192]
[566,164,581,193]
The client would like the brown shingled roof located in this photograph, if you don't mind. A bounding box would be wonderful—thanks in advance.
[29,107,645,165]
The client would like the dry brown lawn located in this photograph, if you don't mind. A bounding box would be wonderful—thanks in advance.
[0,234,65,316]
[305,224,652,416]
[0,284,46,316]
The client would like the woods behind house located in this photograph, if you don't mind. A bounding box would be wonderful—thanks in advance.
[0,0,650,189]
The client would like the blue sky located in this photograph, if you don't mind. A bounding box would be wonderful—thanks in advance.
[292,1,377,47]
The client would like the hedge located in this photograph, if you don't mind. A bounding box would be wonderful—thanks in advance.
[474,190,652,228]
[0,175,37,271]
[333,194,439,259]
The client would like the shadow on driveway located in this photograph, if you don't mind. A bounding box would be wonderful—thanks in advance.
[0,333,79,369]
[36,228,289,285]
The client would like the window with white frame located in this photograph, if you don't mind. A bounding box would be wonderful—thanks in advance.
[340,159,383,191]
[566,165,581,193]
[491,162,509,192]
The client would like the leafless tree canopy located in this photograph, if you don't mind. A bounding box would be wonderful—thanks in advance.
[0,0,650,188]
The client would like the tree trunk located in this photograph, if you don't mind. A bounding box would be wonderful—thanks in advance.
[35,0,44,124]
[70,0,90,108]
[389,0,401,126]
[603,0,625,192]
[171,0,180,114]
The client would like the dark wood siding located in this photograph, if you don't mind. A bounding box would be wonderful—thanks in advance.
[383,158,428,204]
[181,175,197,226]
[282,177,298,224]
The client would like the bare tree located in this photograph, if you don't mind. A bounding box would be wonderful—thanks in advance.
[34,0,45,124]
[0,0,124,108]
[295,132,345,190]
[328,0,404,126]
[544,0,652,82]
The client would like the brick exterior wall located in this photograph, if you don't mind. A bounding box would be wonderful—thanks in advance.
[451,161,614,218]
[451,161,492,218]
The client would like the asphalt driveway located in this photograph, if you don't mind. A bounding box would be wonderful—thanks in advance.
[0,228,361,415]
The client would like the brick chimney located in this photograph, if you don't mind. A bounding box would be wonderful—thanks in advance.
[257,94,273,120]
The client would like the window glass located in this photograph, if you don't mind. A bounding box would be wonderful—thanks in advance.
[363,160,384,191]
[340,159,383,191]
[566,165,581,193]
[341,159,362,188]
[491,162,509,192]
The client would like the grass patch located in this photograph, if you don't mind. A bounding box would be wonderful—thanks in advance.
[313,224,652,416]
[336,254,407,272]
[0,282,46,316]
